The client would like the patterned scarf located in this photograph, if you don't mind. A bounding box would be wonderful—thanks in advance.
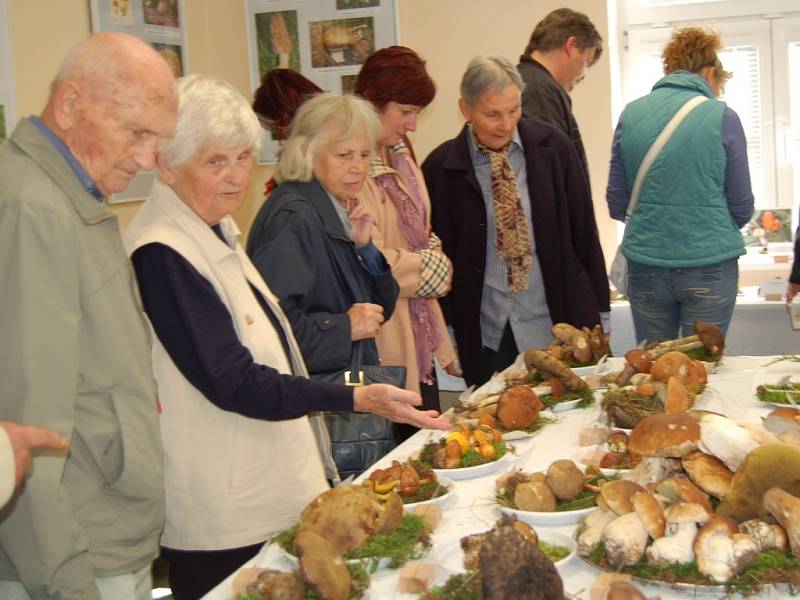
[472,131,533,293]
[370,142,442,384]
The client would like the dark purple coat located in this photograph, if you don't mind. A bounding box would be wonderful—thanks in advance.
[421,119,610,382]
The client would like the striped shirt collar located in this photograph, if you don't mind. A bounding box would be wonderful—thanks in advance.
[368,140,410,178]
[29,116,104,202]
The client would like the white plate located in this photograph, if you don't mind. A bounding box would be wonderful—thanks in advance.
[433,528,575,572]
[402,476,455,511]
[497,502,596,526]
[431,446,515,481]
[571,364,597,377]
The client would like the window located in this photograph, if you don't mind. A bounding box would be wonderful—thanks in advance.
[619,4,800,212]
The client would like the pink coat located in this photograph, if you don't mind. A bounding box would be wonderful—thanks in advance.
[361,163,457,395]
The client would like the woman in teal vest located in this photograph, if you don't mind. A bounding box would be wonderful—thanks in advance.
[606,27,754,343]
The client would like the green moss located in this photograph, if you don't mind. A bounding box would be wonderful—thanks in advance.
[428,570,483,600]
[538,540,570,562]
[272,514,431,573]
[585,543,800,595]
[683,346,722,362]
[540,388,595,410]
[756,382,800,404]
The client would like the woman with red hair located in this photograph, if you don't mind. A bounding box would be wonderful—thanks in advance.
[356,46,460,437]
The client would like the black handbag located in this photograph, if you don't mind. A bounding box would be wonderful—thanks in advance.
[314,341,406,480]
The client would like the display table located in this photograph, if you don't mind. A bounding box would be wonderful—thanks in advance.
[203,355,798,600]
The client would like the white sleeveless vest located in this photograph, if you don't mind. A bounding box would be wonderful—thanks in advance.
[124,181,334,550]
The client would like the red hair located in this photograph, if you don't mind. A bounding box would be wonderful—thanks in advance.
[354,46,436,110]
[252,69,322,140]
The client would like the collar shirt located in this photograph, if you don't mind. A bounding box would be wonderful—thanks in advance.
[466,126,553,352]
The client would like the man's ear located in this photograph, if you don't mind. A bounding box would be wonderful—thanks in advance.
[155,153,176,185]
[458,97,471,122]
[52,81,81,130]
[564,35,579,56]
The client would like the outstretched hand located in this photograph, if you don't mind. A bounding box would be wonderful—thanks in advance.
[353,384,452,431]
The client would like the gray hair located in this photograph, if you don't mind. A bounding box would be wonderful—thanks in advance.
[159,74,262,167]
[275,92,381,184]
[460,56,524,107]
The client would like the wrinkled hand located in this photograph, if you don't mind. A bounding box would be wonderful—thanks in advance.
[353,384,452,430]
[348,303,384,340]
[1,421,67,488]
[347,197,375,248]
[786,282,800,307]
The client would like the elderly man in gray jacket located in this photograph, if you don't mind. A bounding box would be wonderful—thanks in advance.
[0,33,177,600]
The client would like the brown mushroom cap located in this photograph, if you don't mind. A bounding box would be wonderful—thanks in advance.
[651,351,707,386]
[295,530,351,600]
[717,443,800,522]
[497,385,543,431]
[681,450,734,499]
[656,477,713,514]
[600,480,647,515]
[546,460,585,501]
[694,322,725,356]
[514,480,557,512]
[631,491,666,538]
[664,501,710,524]
[628,413,700,458]
[625,348,653,373]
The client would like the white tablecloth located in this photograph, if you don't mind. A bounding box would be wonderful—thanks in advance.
[204,355,799,600]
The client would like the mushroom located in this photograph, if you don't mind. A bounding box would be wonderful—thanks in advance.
[698,413,763,472]
[763,487,800,555]
[650,351,707,387]
[496,385,543,431]
[646,502,709,565]
[694,515,758,583]
[717,443,800,522]
[680,450,733,499]
[664,376,693,414]
[763,407,800,438]
[738,518,788,553]
[631,491,666,539]
[655,476,713,513]
[546,460,585,500]
[694,322,725,357]
[577,507,618,556]
[514,480,556,512]
[295,530,351,600]
[625,456,683,487]
[600,480,646,515]
[601,511,650,566]
[628,413,700,458]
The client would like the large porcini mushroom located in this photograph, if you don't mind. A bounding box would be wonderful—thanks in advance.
[628,413,700,458]
[646,502,709,565]
[694,322,725,357]
[514,480,556,512]
[739,518,788,553]
[717,443,800,522]
[298,486,382,554]
[655,476,712,513]
[631,491,665,539]
[524,349,588,391]
[650,351,707,387]
[763,487,800,555]
[680,450,733,499]
[693,515,758,583]
[698,414,762,472]
[497,385,543,431]
[295,530,352,600]
[601,512,649,566]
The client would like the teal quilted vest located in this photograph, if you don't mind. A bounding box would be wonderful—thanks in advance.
[620,70,745,267]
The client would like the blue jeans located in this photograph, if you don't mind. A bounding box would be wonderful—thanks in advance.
[627,258,738,344]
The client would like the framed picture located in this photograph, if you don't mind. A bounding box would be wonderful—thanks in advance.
[741,209,793,246]
[244,0,396,164]
[89,0,189,203]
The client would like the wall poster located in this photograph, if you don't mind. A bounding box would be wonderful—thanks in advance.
[0,0,16,144]
[245,0,397,164]
[89,0,189,203]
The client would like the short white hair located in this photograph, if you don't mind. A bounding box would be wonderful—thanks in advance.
[460,55,524,107]
[275,92,381,184]
[159,74,262,167]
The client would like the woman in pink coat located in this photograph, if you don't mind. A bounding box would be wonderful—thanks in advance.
[356,46,460,438]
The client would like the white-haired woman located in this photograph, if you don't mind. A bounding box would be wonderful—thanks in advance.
[123,75,448,599]
[246,93,404,479]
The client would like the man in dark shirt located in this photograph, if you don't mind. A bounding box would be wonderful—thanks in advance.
[517,8,603,180]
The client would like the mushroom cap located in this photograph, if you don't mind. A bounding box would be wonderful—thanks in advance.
[600,480,647,515]
[656,477,713,513]
[651,351,707,386]
[664,501,710,524]
[625,348,652,373]
[546,459,585,501]
[694,322,725,356]
[631,491,666,538]
[497,385,543,431]
[681,450,734,499]
[295,530,351,600]
[628,413,700,458]
[717,443,800,522]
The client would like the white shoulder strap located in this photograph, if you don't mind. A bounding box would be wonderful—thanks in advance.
[625,95,709,222]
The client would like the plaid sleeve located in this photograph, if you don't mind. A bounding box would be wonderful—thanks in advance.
[415,247,452,298]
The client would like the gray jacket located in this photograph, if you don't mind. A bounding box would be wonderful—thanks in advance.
[0,119,164,600]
